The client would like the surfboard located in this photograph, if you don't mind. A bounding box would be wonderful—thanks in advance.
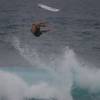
[38,3,60,12]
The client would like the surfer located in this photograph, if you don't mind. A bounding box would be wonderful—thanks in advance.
[31,22,50,37]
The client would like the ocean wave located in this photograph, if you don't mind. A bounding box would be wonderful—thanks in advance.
[5,36,100,100]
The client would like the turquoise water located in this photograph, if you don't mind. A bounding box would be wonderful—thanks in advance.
[0,67,100,100]
[72,87,100,100]
[0,67,54,86]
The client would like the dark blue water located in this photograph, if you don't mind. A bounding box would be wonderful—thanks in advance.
[0,0,100,100]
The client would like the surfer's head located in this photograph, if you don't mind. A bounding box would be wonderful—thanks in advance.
[31,22,50,37]
[31,23,42,37]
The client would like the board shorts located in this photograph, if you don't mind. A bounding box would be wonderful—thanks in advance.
[33,31,42,37]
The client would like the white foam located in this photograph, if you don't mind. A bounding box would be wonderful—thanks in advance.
[0,70,60,100]
[28,82,59,99]
[11,36,100,99]
[0,71,28,100]
[62,47,100,93]
[74,65,100,93]
[49,46,100,98]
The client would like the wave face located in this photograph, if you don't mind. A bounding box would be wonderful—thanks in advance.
[0,36,98,100]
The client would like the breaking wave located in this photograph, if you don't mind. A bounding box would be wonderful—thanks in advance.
[1,36,100,100]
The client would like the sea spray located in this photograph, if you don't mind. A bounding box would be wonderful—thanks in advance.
[12,37,75,100]
[11,36,76,100]
[74,64,100,93]
[11,36,100,100]
[49,47,77,100]
[12,36,46,67]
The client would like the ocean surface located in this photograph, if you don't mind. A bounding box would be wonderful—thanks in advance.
[0,0,100,100]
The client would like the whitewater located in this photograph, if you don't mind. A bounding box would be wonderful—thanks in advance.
[0,36,100,100]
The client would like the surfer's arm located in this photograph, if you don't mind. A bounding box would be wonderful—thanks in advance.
[32,21,48,27]
[37,21,48,27]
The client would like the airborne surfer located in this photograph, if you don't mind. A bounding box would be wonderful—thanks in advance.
[31,22,50,37]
